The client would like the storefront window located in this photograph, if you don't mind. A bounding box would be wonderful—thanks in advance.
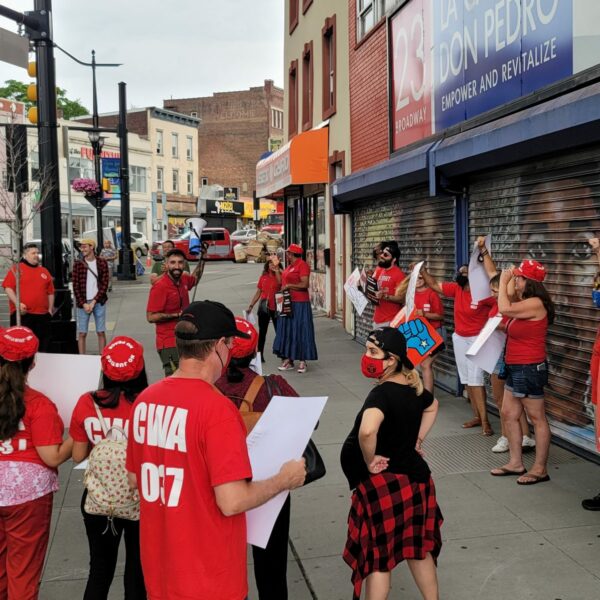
[68,156,94,183]
[305,198,315,269]
[316,194,326,272]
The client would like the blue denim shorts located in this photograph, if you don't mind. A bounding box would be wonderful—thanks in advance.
[77,303,107,334]
[493,353,506,376]
[504,362,548,399]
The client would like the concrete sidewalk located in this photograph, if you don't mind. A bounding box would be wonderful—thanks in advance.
[39,264,600,599]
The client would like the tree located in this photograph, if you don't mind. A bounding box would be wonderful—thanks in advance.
[0,123,55,325]
[0,79,89,120]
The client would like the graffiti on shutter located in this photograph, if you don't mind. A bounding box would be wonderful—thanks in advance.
[352,186,458,392]
[468,146,600,453]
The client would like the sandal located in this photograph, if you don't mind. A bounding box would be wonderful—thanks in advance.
[517,473,550,486]
[462,417,481,429]
[482,423,494,436]
[490,466,527,477]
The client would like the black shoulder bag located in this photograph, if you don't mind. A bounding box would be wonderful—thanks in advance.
[264,375,326,486]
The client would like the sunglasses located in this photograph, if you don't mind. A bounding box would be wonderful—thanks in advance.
[381,251,392,258]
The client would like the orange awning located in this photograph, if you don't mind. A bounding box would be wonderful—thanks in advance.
[256,128,328,197]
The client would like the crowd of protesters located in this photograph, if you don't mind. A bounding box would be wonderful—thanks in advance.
[3,231,600,600]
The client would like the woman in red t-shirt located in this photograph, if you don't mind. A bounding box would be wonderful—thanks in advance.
[273,244,318,373]
[0,326,72,600]
[491,260,555,485]
[70,336,148,599]
[247,253,282,362]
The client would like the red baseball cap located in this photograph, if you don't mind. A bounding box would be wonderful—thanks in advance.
[286,243,303,255]
[101,336,145,382]
[0,327,39,361]
[513,260,547,282]
[231,317,258,358]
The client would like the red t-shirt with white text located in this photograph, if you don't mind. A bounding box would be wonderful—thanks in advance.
[441,282,495,337]
[373,265,406,324]
[414,288,444,329]
[126,377,252,600]
[282,259,310,302]
[146,273,196,350]
[0,387,63,467]
[70,392,134,446]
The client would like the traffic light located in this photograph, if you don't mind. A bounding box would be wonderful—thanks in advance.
[27,60,38,124]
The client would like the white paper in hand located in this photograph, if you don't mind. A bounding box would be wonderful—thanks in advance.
[405,261,424,319]
[243,310,257,326]
[344,268,368,316]
[466,316,506,373]
[246,395,327,548]
[468,235,492,303]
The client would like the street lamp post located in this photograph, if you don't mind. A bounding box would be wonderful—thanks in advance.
[87,127,105,249]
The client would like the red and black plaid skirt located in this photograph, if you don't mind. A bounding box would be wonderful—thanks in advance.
[343,472,443,600]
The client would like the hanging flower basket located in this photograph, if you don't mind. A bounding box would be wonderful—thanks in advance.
[72,178,100,198]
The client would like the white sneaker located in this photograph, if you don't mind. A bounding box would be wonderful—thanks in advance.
[492,436,509,453]
[522,435,536,452]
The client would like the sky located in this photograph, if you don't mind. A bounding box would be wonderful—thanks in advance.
[0,0,284,113]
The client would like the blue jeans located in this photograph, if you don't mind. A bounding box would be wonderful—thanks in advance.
[77,303,107,334]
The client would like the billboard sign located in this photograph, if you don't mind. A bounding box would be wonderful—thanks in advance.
[391,0,579,152]
[205,199,244,216]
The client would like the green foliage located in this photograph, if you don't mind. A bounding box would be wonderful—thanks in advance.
[0,79,89,120]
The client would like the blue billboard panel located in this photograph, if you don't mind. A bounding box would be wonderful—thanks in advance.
[101,157,121,201]
[431,0,573,133]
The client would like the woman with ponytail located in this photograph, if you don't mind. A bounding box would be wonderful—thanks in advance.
[0,326,72,599]
[341,327,443,600]
[69,336,148,599]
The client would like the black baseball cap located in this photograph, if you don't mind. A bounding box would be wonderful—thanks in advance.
[367,327,414,370]
[176,300,251,341]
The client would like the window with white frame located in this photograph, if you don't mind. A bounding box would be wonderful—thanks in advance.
[190,111,198,117]
[157,167,164,192]
[171,133,178,158]
[356,0,401,41]
[172,169,179,193]
[129,166,147,193]
[156,130,163,155]
[271,108,284,129]
[186,136,193,160]
[186,171,193,195]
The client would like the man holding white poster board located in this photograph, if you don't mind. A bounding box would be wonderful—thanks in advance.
[126,301,306,600]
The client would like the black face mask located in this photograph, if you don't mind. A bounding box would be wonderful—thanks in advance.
[455,273,469,288]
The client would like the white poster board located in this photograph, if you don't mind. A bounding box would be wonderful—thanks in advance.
[344,268,368,316]
[468,235,492,303]
[28,353,102,426]
[246,395,327,549]
[466,316,506,374]
[405,261,424,319]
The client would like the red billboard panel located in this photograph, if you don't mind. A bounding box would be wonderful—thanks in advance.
[390,0,432,152]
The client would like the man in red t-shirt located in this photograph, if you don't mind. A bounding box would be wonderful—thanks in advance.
[422,264,496,435]
[127,300,306,600]
[371,243,406,327]
[146,248,204,376]
[2,243,55,352]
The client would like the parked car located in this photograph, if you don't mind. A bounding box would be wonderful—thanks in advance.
[131,231,150,257]
[151,227,235,262]
[230,229,257,244]
[27,238,74,281]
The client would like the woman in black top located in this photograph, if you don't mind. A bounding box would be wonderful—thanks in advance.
[341,327,442,600]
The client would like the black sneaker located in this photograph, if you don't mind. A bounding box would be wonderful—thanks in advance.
[582,494,600,511]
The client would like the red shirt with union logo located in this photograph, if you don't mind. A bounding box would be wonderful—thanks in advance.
[2,262,55,314]
[441,282,495,337]
[126,377,252,600]
[373,266,406,324]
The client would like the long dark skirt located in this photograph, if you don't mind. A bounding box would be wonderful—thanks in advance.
[343,472,443,600]
[273,301,318,361]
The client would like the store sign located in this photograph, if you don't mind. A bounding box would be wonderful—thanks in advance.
[391,0,575,151]
[80,146,120,160]
[205,199,244,216]
[256,143,292,197]
[101,157,121,201]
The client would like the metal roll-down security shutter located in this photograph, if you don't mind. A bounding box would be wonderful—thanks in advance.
[352,185,458,393]
[468,145,600,454]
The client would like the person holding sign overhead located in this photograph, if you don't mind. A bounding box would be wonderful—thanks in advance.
[421,263,496,435]
[0,327,72,600]
[490,260,555,485]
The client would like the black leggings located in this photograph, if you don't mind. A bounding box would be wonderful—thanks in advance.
[252,494,291,600]
[257,309,277,356]
[81,492,146,600]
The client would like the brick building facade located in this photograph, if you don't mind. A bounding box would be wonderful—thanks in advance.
[164,80,283,195]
